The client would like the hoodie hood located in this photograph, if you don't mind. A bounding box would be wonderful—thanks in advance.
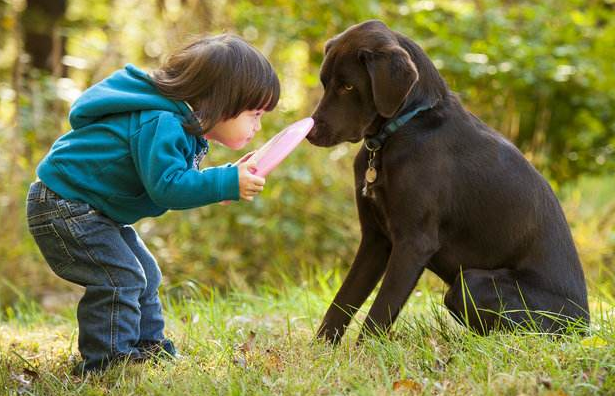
[69,63,195,130]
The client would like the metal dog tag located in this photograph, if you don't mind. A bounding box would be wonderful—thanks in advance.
[365,167,377,183]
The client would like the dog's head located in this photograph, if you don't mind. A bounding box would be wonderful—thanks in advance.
[308,20,445,147]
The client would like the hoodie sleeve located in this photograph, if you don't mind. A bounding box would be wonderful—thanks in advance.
[130,112,240,209]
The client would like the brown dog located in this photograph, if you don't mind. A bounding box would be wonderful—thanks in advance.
[307,20,589,343]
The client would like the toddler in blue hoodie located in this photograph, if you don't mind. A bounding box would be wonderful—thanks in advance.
[26,34,279,375]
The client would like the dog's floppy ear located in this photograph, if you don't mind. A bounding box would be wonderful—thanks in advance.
[359,46,419,117]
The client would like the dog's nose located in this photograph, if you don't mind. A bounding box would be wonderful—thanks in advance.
[306,129,316,141]
[306,118,319,139]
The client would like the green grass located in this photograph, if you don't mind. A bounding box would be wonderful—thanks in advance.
[1,271,614,396]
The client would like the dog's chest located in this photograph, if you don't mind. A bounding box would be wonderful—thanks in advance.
[356,149,404,236]
[361,177,381,201]
[361,181,393,236]
[358,150,386,202]
[357,164,391,227]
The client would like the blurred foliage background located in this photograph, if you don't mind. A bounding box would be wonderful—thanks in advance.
[0,0,613,309]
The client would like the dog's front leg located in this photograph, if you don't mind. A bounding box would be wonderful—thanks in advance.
[317,233,391,344]
[359,237,436,341]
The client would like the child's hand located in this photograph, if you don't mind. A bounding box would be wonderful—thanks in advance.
[237,158,265,202]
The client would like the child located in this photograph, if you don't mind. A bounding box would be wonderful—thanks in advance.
[25,34,279,375]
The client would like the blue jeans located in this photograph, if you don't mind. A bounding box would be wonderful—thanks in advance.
[26,181,167,371]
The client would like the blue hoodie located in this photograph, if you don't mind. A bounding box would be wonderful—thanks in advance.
[37,64,239,224]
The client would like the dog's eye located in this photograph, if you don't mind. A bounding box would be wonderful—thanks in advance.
[343,84,354,91]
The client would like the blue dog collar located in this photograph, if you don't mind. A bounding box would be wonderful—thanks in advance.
[364,104,433,151]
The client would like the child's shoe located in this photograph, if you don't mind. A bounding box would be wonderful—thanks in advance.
[136,338,179,361]
[71,349,147,376]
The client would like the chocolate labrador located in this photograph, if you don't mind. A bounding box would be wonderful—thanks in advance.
[307,20,589,343]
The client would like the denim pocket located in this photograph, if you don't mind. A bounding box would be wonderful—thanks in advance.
[29,223,76,276]
[65,210,119,242]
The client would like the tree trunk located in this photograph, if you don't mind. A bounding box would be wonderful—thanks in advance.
[21,0,67,76]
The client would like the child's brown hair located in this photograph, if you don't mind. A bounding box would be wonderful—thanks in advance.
[152,34,280,135]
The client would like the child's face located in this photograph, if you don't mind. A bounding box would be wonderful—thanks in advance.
[205,109,264,150]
